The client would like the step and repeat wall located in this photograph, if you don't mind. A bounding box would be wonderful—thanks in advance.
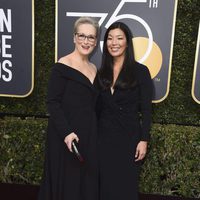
[0,0,34,97]
[56,0,178,103]
[0,0,199,107]
[0,0,199,104]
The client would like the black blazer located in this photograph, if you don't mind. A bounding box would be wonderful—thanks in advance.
[97,63,153,142]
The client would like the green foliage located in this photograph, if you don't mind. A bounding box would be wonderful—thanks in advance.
[140,124,200,198]
[0,118,47,184]
[0,119,199,198]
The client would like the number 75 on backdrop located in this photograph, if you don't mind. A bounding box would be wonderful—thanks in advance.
[55,0,178,103]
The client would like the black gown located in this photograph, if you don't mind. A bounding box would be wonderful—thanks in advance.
[97,63,153,200]
[38,63,99,200]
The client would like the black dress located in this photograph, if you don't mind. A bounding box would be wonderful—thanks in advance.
[97,63,153,200]
[38,63,99,200]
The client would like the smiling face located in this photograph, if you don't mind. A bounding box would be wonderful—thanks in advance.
[74,23,97,56]
[106,28,127,60]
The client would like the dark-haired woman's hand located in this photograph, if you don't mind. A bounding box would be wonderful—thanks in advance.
[135,141,147,161]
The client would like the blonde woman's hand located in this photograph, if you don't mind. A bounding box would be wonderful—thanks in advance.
[135,141,147,161]
[64,132,79,152]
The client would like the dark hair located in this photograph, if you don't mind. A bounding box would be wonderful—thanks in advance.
[98,22,137,90]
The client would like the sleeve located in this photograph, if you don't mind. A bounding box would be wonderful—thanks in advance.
[46,65,74,140]
[138,65,153,141]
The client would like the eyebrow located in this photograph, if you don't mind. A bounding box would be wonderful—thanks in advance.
[108,34,124,37]
[77,32,96,36]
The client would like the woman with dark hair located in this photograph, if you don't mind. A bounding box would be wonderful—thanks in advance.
[97,22,153,200]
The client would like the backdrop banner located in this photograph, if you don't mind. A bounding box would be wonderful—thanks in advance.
[192,21,200,104]
[56,0,178,102]
[0,0,34,97]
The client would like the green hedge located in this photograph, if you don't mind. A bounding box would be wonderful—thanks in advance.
[0,118,47,184]
[0,118,199,198]
[140,124,200,198]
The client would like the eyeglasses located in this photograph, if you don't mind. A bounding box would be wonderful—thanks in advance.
[75,33,96,43]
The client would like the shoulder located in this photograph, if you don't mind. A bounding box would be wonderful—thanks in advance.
[50,61,72,78]
[135,62,151,79]
[58,55,72,67]
[135,62,151,76]
[51,63,67,73]
[51,55,73,73]
[134,62,152,85]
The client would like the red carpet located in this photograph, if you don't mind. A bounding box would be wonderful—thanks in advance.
[0,183,197,200]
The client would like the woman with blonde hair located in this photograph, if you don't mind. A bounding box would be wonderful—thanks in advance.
[38,17,99,200]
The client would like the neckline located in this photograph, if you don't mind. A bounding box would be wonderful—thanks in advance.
[57,62,96,85]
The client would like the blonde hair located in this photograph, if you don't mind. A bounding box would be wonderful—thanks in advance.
[73,17,99,37]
